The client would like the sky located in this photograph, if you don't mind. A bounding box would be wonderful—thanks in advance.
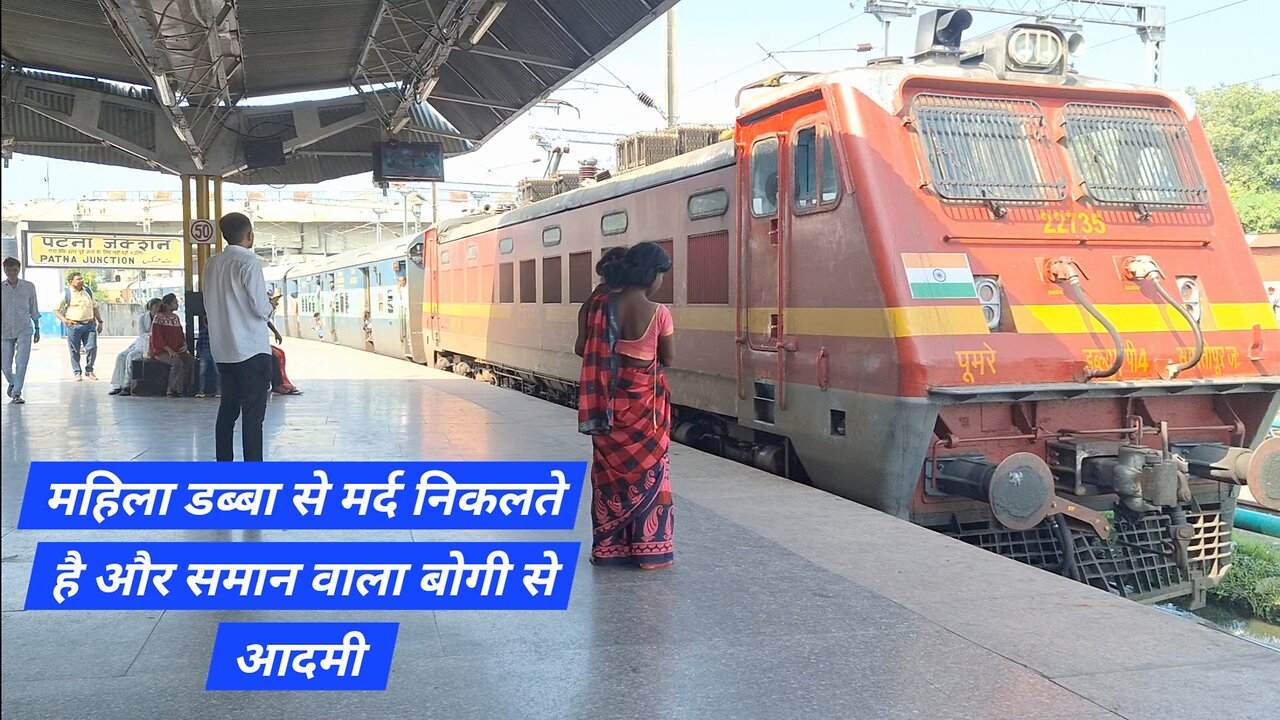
[2,0,1276,205]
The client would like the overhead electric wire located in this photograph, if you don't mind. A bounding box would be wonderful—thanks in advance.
[1090,0,1253,50]
[1223,72,1278,88]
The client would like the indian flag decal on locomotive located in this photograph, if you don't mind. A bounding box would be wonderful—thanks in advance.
[901,253,978,300]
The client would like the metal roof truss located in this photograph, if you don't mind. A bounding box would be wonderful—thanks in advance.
[98,0,246,169]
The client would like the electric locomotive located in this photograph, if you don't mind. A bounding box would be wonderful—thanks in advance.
[277,13,1280,608]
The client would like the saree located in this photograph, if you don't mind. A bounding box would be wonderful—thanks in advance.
[577,292,675,567]
[270,346,298,393]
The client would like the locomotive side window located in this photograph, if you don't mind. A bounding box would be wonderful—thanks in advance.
[1061,103,1207,207]
[911,93,1066,203]
[499,237,514,254]
[751,138,780,217]
[601,211,628,236]
[542,226,561,247]
[688,188,728,220]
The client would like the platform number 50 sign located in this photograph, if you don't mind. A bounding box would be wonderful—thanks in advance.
[189,218,216,244]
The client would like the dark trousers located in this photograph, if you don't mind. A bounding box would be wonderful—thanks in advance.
[215,353,273,461]
[199,350,220,394]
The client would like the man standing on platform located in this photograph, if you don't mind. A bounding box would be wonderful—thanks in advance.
[53,271,102,381]
[204,212,274,461]
[1,257,40,404]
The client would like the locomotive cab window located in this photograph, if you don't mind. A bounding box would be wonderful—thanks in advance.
[794,127,818,208]
[750,137,780,217]
[793,124,842,212]
[1062,103,1207,207]
[911,93,1066,203]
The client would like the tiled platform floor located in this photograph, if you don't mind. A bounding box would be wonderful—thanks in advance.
[2,337,1276,719]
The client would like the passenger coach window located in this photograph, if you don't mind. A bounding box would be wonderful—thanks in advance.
[751,138,779,216]
[911,93,1066,203]
[1062,103,1207,207]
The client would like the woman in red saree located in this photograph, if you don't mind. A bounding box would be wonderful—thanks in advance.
[577,242,675,569]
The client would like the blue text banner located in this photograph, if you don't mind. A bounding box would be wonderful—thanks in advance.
[18,462,585,530]
[26,542,579,611]
[206,622,399,691]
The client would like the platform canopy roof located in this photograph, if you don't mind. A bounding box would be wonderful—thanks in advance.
[1,0,677,184]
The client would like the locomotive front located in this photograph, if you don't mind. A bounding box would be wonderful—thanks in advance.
[861,15,1280,606]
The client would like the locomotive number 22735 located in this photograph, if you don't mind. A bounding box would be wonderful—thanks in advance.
[1040,211,1107,235]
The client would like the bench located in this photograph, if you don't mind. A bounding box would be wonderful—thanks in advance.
[130,358,196,396]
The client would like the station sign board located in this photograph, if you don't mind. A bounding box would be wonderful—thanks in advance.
[24,232,185,270]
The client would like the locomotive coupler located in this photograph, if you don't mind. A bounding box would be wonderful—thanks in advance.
[1170,438,1280,511]
[1082,445,1183,513]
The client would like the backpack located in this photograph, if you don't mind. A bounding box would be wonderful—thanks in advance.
[63,286,93,307]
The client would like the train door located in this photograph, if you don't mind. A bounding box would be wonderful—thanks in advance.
[425,228,441,358]
[406,236,427,362]
[324,272,337,342]
[286,277,300,337]
[739,128,794,425]
[359,266,372,351]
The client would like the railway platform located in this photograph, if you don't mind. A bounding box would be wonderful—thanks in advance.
[2,337,1277,719]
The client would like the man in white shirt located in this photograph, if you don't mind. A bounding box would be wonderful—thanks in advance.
[1,257,41,404]
[204,213,274,461]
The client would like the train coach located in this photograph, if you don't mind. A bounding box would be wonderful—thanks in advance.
[267,235,429,363]
[268,13,1280,608]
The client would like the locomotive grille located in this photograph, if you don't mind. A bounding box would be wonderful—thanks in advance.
[948,520,1064,568]
[1061,103,1208,207]
[937,505,1234,606]
[910,93,1067,203]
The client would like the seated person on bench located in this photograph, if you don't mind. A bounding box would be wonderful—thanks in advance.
[149,293,197,398]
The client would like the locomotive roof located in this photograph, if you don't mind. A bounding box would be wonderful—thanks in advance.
[430,59,1192,245]
[737,62,1196,121]
[436,139,737,244]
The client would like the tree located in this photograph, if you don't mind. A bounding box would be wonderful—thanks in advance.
[64,268,102,296]
[1190,83,1280,233]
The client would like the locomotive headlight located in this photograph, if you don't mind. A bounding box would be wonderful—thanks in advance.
[1007,28,1063,69]
[1178,277,1202,323]
[975,276,1003,330]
